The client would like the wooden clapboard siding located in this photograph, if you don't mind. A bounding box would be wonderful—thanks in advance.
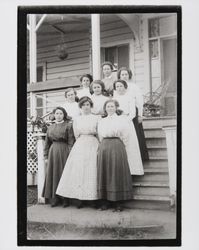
[47,69,89,80]
[36,29,91,81]
[37,51,89,64]
[47,62,90,74]
[37,44,90,61]
[134,50,145,93]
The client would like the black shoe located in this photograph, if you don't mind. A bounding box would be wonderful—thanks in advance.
[63,198,70,208]
[77,201,84,209]
[51,198,59,207]
[99,204,109,211]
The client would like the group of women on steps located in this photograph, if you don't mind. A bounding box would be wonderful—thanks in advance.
[42,62,149,212]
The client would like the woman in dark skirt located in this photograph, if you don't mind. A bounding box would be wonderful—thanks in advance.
[42,107,75,207]
[97,99,134,212]
[117,67,149,162]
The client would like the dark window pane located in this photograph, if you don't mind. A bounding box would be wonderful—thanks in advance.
[37,66,43,82]
[36,96,43,107]
[36,108,43,117]
[105,47,117,66]
[118,45,129,69]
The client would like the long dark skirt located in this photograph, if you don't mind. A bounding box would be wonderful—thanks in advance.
[42,142,70,199]
[133,109,149,162]
[97,138,134,201]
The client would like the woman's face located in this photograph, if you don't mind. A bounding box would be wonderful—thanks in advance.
[81,77,91,88]
[92,83,102,95]
[106,101,117,116]
[66,90,76,103]
[120,70,129,82]
[81,101,91,114]
[54,109,64,122]
[115,81,126,95]
[102,65,112,77]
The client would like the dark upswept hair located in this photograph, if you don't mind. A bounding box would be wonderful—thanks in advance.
[78,96,93,108]
[102,99,123,117]
[113,79,128,90]
[64,88,79,102]
[90,80,105,95]
[52,106,71,121]
[117,67,133,80]
[80,74,93,84]
[101,61,114,70]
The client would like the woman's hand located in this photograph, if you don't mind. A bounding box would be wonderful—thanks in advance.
[45,159,48,164]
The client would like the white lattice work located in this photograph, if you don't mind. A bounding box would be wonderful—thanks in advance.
[27,128,38,174]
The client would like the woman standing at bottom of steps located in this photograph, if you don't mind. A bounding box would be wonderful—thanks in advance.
[97,99,134,212]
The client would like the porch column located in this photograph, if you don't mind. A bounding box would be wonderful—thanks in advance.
[29,14,37,117]
[163,125,177,207]
[33,133,46,204]
[91,14,101,80]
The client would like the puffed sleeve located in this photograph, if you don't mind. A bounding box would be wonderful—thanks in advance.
[67,122,75,151]
[43,128,52,159]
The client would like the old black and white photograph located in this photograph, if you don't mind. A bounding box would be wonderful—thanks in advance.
[17,5,181,246]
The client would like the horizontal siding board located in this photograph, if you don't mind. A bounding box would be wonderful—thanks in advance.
[37,39,89,54]
[47,69,89,80]
[101,33,133,44]
[47,62,90,74]
[37,51,89,64]
[101,27,132,38]
[37,33,90,47]
[37,44,90,60]
[100,14,121,24]
[47,57,89,69]
[101,20,127,32]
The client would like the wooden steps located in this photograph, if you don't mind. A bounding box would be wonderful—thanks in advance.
[127,117,176,210]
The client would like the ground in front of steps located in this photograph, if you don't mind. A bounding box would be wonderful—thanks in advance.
[27,186,177,241]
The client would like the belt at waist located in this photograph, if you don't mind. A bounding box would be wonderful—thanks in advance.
[52,140,67,143]
[103,137,120,139]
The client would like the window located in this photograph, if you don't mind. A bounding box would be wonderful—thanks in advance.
[103,44,129,70]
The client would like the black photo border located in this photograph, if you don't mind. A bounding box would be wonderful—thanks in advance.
[17,5,182,247]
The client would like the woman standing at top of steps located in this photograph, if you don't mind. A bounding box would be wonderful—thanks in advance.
[117,67,149,162]
[101,61,117,97]
[113,79,144,176]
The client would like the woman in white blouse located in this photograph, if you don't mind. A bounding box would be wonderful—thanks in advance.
[90,80,109,116]
[113,80,144,176]
[63,88,81,120]
[56,97,99,208]
[97,99,134,212]
[77,74,92,99]
[117,67,149,162]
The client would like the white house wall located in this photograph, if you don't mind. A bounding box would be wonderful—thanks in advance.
[28,14,148,104]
